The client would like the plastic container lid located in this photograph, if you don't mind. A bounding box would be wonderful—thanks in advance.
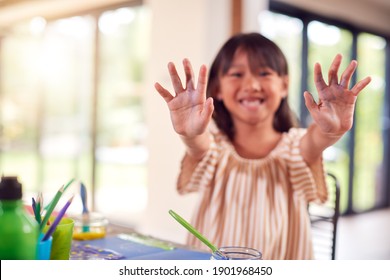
[0,176,22,200]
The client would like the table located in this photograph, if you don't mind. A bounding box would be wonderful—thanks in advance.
[70,222,211,260]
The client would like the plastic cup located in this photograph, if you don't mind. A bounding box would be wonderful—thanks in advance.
[210,246,262,260]
[43,217,74,260]
[37,233,52,260]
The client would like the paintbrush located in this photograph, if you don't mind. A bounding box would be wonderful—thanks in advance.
[80,182,90,232]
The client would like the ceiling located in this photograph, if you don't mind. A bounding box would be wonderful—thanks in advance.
[0,0,136,29]
[0,0,389,35]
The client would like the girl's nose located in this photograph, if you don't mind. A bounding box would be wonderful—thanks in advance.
[244,73,261,92]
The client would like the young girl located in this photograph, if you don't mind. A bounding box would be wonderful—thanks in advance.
[155,33,371,259]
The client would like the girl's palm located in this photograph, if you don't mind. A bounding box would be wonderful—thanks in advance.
[155,59,214,137]
[304,54,371,136]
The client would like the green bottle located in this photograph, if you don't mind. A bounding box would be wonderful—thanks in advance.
[0,176,38,259]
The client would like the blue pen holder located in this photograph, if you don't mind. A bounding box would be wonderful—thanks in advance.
[37,233,52,260]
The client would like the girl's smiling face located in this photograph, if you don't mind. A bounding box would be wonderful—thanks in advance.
[216,49,288,128]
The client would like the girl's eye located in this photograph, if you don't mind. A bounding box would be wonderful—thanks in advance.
[228,72,243,77]
[259,71,271,77]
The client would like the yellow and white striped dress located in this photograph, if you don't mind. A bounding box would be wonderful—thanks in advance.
[177,124,327,260]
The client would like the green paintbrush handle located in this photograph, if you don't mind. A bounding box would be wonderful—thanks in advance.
[169,209,218,252]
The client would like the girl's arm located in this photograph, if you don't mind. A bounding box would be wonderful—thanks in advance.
[155,58,214,160]
[300,54,371,165]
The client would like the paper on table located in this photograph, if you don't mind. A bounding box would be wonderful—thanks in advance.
[71,243,125,260]
[117,233,175,251]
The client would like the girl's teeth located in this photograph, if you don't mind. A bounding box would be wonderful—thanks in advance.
[242,100,260,106]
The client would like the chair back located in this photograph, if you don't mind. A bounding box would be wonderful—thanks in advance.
[308,172,340,260]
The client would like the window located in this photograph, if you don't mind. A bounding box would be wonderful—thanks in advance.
[0,4,150,223]
[259,3,389,214]
[354,34,386,211]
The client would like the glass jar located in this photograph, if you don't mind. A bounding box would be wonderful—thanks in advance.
[211,246,262,260]
[72,212,108,240]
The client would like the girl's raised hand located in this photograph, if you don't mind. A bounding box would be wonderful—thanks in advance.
[155,58,214,137]
[303,54,371,137]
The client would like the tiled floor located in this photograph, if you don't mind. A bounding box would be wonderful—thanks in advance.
[336,208,390,260]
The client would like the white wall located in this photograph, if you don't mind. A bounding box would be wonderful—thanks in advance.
[242,0,269,32]
[140,0,227,243]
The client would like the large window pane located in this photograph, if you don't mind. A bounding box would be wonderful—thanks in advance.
[96,7,149,222]
[0,16,95,206]
[39,16,94,198]
[308,21,353,212]
[354,33,386,211]
[0,22,43,194]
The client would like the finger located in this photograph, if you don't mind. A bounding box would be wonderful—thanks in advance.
[314,63,327,92]
[154,82,174,103]
[328,54,342,85]
[303,91,318,113]
[196,64,208,99]
[339,60,357,89]
[183,58,195,91]
[351,76,372,96]
[201,97,214,123]
[168,62,184,94]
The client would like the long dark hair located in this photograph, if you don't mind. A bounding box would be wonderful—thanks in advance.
[206,32,299,141]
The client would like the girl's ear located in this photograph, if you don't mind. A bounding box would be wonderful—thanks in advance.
[215,84,223,100]
[281,75,289,98]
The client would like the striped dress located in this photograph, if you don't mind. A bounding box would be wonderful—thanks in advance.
[177,124,328,260]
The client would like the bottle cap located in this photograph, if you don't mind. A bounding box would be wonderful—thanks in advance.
[0,176,23,200]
